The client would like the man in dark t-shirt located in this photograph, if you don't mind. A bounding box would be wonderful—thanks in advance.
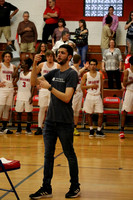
[0,0,19,41]
[29,44,80,199]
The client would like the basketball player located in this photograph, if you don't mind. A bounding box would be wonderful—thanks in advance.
[0,51,18,134]
[71,54,89,136]
[29,44,80,199]
[81,59,105,137]
[34,50,58,135]
[15,58,34,134]
[120,56,133,139]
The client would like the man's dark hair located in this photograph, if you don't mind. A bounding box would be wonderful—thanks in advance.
[62,30,69,37]
[105,15,113,24]
[59,44,73,56]
[129,56,133,65]
[89,59,98,65]
[2,51,13,62]
[24,58,33,69]
[73,54,81,64]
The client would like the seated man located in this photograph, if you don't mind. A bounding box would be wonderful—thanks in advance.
[52,30,73,54]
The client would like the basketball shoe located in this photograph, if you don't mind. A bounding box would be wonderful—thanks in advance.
[73,128,80,136]
[65,184,80,198]
[96,130,105,137]
[89,129,95,137]
[119,131,125,139]
[29,186,52,199]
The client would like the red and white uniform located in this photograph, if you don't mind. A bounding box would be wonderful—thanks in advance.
[71,66,83,115]
[39,62,57,107]
[83,71,103,114]
[15,71,33,112]
[0,63,14,106]
[122,68,133,112]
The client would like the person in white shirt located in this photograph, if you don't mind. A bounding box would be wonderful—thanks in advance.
[120,56,133,139]
[34,50,59,135]
[81,59,105,137]
[0,51,18,134]
[15,58,34,134]
[52,30,73,55]
[71,54,88,136]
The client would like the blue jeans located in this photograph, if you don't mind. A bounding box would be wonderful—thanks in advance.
[42,121,79,187]
[77,44,88,67]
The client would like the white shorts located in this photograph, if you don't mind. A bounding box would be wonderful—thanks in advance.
[0,89,14,106]
[38,90,50,107]
[122,90,133,112]
[72,91,83,115]
[83,94,103,114]
[15,100,33,112]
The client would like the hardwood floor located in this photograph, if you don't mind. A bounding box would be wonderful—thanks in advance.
[0,131,133,200]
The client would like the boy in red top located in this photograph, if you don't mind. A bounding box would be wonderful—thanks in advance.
[42,0,60,43]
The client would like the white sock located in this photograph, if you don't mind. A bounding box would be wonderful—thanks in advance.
[97,127,101,131]
[90,126,93,130]
[38,107,47,128]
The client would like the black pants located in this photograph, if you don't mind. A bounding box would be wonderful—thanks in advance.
[106,69,121,89]
[42,23,58,43]
[42,121,79,187]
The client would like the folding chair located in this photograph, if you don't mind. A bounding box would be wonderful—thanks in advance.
[103,97,121,129]
[0,158,20,200]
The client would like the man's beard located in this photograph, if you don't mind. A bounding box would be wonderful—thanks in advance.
[57,57,68,65]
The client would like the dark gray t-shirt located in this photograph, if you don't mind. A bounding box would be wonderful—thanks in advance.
[44,68,78,123]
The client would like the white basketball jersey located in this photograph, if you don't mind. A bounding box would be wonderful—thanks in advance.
[86,71,101,96]
[17,71,32,101]
[40,62,57,93]
[0,63,14,89]
[127,68,133,91]
[71,66,82,93]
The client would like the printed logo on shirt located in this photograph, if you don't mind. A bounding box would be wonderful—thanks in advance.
[88,80,99,84]
[2,71,13,74]
[43,70,50,74]
[52,77,65,83]
[20,77,30,82]
[129,76,133,81]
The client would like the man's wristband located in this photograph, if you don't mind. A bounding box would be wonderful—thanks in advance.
[48,86,53,91]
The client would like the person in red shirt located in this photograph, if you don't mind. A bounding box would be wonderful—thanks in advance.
[42,0,60,43]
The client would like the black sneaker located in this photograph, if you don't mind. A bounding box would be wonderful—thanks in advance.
[16,128,22,134]
[65,185,80,198]
[25,129,32,135]
[34,127,42,135]
[96,130,105,138]
[5,129,13,134]
[29,186,52,199]
[89,129,94,137]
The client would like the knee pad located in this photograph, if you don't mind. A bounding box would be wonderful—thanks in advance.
[2,105,10,120]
